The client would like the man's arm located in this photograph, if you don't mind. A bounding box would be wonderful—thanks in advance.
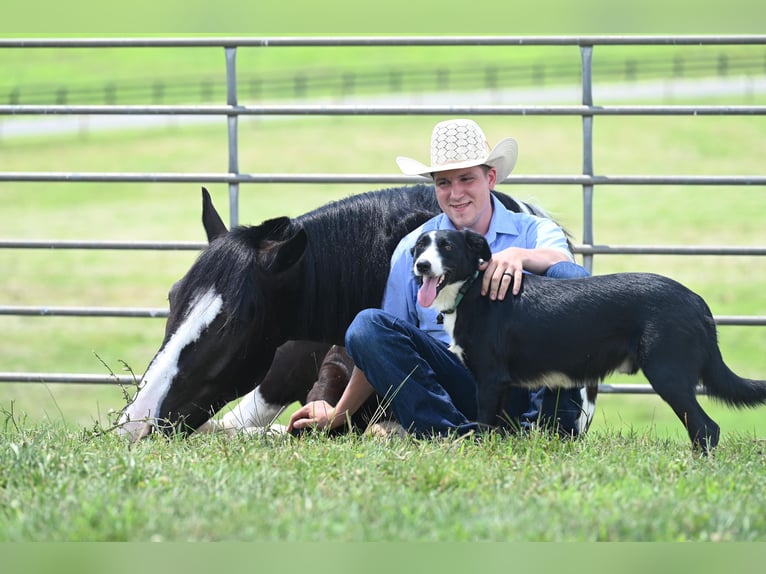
[482,216,573,299]
[287,366,374,432]
[481,245,570,299]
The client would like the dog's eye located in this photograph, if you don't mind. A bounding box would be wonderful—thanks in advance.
[444,243,453,251]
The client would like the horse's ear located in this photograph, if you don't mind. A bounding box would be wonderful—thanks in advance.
[463,230,491,266]
[269,227,308,274]
[201,187,228,242]
[257,216,291,239]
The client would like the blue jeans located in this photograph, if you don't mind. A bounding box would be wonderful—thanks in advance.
[345,261,591,438]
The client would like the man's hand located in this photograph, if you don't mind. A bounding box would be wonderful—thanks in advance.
[287,400,343,432]
[480,247,525,300]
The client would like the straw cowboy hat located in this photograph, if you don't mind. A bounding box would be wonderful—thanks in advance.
[396,119,518,182]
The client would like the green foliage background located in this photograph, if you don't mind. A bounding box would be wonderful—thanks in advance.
[2,0,766,34]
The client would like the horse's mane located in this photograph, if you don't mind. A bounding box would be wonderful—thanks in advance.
[294,184,439,342]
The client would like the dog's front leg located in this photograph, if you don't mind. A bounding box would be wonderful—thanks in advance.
[473,365,511,427]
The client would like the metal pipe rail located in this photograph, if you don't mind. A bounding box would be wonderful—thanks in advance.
[1,305,763,325]
[0,306,168,318]
[0,240,205,250]
[2,173,766,185]
[5,104,766,116]
[2,35,766,48]
[2,240,766,256]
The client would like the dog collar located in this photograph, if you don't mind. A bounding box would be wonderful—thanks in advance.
[437,270,480,324]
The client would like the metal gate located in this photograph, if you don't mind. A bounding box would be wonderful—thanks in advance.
[1,35,765,391]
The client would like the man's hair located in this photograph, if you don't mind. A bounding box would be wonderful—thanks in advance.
[430,164,493,180]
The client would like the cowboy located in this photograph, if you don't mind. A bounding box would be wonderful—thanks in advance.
[288,119,591,437]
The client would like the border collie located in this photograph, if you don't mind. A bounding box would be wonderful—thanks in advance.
[412,228,766,453]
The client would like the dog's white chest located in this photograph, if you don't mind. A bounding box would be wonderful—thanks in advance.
[440,311,466,364]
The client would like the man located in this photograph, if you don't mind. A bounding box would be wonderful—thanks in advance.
[288,119,590,437]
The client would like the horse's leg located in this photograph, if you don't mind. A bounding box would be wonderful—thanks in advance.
[305,345,355,404]
[303,345,401,435]
[196,386,277,434]
[196,340,333,434]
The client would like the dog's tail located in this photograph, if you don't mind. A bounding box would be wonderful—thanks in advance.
[701,349,766,408]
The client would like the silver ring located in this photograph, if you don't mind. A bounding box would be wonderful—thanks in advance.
[502,272,513,277]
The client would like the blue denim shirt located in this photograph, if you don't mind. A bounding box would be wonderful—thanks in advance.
[381,194,573,344]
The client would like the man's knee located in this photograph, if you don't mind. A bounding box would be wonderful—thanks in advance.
[345,308,393,354]
[546,261,590,279]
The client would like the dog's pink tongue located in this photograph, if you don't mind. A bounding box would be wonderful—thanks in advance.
[418,276,439,308]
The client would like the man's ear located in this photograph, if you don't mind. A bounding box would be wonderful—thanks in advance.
[462,230,491,266]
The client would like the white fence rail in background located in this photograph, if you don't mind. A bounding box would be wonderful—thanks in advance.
[1,36,765,389]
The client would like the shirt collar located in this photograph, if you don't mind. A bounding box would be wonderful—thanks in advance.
[436,194,522,243]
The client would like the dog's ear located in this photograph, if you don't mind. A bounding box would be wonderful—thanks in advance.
[462,230,491,266]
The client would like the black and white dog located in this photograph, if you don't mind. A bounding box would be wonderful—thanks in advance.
[412,228,766,453]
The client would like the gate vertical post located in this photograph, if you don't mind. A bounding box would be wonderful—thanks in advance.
[225,46,240,228]
[580,44,594,274]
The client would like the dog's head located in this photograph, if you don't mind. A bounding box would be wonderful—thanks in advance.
[411,229,491,309]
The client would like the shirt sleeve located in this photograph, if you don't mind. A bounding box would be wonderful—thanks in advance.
[529,216,575,262]
[381,240,419,324]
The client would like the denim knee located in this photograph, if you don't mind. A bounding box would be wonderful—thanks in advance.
[345,308,385,356]
[546,261,590,279]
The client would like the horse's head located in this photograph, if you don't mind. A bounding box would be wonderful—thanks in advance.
[117,189,307,441]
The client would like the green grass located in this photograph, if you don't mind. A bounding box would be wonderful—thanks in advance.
[2,419,765,541]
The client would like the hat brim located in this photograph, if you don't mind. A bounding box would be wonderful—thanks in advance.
[396,137,518,182]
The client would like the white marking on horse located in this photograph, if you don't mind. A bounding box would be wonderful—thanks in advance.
[196,386,284,434]
[117,288,223,440]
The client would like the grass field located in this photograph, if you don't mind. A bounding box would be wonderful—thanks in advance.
[1,34,766,542]
[2,420,766,542]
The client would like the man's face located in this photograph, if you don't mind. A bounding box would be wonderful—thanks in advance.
[433,165,495,234]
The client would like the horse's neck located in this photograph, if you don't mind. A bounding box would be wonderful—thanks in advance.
[286,248,389,346]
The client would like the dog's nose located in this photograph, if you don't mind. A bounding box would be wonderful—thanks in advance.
[416,260,432,274]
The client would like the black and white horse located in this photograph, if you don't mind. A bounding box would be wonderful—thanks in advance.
[117,185,561,440]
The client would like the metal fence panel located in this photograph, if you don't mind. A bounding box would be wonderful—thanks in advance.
[1,35,764,392]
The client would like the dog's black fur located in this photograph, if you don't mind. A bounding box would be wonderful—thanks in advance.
[412,228,766,453]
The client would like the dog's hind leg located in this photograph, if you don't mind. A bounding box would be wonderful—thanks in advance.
[576,383,599,435]
[537,385,595,438]
[642,363,720,453]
